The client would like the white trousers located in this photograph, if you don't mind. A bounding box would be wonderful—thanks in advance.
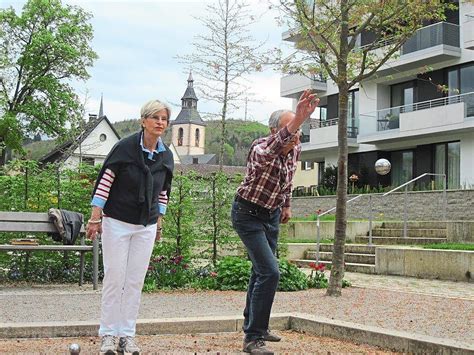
[99,217,156,337]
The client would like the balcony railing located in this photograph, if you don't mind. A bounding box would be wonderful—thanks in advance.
[358,22,460,55]
[373,92,474,132]
[282,73,326,83]
[401,22,460,55]
[309,118,359,138]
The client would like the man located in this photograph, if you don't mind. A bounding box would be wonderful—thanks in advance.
[231,90,319,354]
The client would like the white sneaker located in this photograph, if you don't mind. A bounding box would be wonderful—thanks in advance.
[118,336,140,355]
[100,335,118,354]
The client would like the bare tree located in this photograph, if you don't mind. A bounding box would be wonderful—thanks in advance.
[178,0,268,169]
[278,0,450,296]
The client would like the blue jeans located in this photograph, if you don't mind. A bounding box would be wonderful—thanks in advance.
[231,200,281,341]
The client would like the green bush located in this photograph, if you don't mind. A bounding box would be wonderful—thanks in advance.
[215,256,252,291]
[144,242,193,290]
[278,259,308,291]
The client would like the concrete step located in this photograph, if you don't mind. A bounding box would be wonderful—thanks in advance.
[370,228,447,238]
[316,244,376,254]
[305,251,375,265]
[291,259,376,274]
[382,221,447,229]
[355,236,447,245]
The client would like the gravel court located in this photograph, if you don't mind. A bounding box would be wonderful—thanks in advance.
[1,273,473,347]
[0,330,400,354]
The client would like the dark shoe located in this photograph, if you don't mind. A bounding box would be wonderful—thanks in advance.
[263,330,281,342]
[243,339,274,354]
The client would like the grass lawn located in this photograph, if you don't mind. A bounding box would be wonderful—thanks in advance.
[422,243,474,251]
[284,238,334,244]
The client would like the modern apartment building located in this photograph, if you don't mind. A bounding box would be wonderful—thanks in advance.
[282,1,474,190]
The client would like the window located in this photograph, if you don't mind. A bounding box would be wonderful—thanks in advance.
[348,89,359,136]
[317,162,325,185]
[391,150,413,187]
[445,63,474,116]
[178,128,184,146]
[195,128,200,147]
[434,141,460,189]
[301,161,312,171]
[99,133,107,142]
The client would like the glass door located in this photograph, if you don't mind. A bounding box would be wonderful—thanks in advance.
[391,151,414,187]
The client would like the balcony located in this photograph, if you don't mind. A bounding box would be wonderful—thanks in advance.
[280,73,327,99]
[358,92,474,144]
[464,12,474,49]
[300,118,359,159]
[373,22,461,76]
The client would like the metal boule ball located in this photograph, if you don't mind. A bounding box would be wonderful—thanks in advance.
[375,158,391,176]
[69,343,81,354]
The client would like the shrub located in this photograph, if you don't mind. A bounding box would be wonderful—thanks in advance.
[215,256,252,291]
[278,259,308,291]
[144,243,193,290]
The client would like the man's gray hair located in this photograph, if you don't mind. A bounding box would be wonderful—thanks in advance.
[269,109,293,129]
[140,100,171,122]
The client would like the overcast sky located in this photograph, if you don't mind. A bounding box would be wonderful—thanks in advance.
[2,0,293,124]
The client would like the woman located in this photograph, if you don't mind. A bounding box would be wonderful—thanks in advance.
[86,99,174,355]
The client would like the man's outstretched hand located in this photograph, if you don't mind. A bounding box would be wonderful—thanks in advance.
[295,89,320,123]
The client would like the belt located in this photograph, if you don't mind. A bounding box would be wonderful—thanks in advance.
[234,195,276,214]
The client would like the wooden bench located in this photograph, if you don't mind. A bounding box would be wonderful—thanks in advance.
[0,211,98,290]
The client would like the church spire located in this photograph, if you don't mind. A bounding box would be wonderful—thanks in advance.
[187,70,193,86]
[172,73,205,126]
[98,93,104,118]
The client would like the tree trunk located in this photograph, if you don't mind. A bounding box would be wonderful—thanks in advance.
[219,0,229,172]
[0,147,6,167]
[327,0,349,297]
[219,83,228,170]
[327,87,349,296]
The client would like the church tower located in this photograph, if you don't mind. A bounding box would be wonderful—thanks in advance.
[171,72,206,156]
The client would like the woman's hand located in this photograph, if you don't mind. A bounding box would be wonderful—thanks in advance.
[156,215,163,242]
[86,206,103,240]
[86,220,102,240]
[155,227,162,242]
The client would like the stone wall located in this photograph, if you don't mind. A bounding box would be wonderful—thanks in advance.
[290,189,474,221]
[376,247,474,282]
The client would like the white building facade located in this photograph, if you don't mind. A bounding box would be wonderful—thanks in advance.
[282,2,474,190]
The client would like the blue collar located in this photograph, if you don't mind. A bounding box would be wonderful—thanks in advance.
[140,132,165,160]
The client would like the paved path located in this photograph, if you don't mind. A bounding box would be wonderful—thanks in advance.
[1,273,473,345]
[344,272,474,300]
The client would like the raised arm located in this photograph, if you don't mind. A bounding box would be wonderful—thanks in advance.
[287,90,320,133]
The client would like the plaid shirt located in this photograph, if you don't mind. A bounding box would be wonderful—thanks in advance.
[236,126,301,210]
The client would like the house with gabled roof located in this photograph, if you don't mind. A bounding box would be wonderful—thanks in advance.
[39,114,121,168]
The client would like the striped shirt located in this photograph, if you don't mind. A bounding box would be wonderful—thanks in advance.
[91,134,169,215]
[236,126,300,210]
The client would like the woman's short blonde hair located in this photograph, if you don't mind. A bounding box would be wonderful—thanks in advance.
[140,100,171,123]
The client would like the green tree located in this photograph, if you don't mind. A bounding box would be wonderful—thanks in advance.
[0,0,98,165]
[204,172,238,265]
[164,171,199,256]
[278,0,449,296]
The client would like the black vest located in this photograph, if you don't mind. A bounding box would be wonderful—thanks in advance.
[93,132,174,226]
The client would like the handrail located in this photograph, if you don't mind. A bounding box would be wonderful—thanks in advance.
[383,173,438,196]
[313,172,447,263]
[382,173,447,239]
[318,194,363,217]
[315,193,363,262]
